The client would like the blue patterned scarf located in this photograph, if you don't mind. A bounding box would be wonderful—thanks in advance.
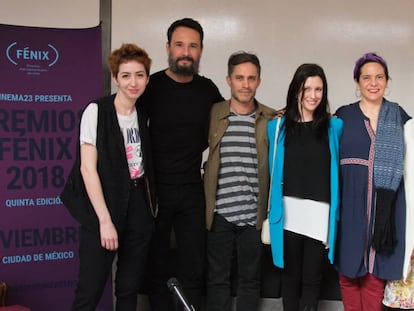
[372,100,404,253]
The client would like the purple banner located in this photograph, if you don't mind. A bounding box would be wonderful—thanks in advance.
[0,24,112,310]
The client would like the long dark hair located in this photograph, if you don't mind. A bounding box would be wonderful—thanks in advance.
[284,63,330,140]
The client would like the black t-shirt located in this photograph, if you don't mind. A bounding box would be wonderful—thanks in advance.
[283,122,331,203]
[141,70,224,184]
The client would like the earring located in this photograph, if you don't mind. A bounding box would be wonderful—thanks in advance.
[355,89,361,98]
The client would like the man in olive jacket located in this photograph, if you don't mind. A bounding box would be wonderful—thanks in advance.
[203,51,277,311]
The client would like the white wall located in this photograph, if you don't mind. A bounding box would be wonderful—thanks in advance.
[0,0,99,28]
[112,0,414,115]
[1,0,413,115]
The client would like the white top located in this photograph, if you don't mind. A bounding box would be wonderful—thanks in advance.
[403,118,414,280]
[283,196,330,246]
[80,103,144,179]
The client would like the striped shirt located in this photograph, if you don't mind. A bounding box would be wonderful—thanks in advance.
[215,110,258,226]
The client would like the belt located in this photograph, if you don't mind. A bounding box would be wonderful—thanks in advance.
[130,177,144,188]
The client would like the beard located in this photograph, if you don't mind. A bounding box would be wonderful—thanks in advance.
[168,54,200,76]
[232,90,255,105]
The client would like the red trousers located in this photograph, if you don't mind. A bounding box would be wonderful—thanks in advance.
[339,273,385,311]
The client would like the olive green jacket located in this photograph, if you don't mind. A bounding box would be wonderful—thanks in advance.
[204,100,277,230]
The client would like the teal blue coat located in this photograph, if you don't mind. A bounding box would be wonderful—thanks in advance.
[267,117,343,268]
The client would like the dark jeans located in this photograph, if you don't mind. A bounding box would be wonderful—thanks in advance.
[148,182,206,311]
[206,213,262,311]
[72,184,154,311]
[282,230,326,311]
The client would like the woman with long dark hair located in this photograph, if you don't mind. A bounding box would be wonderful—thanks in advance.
[268,63,342,310]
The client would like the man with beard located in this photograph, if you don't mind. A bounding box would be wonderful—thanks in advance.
[142,17,224,311]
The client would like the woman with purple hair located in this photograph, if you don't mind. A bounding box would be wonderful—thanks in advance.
[334,52,411,310]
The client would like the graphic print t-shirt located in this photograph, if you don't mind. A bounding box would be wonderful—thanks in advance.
[80,103,144,179]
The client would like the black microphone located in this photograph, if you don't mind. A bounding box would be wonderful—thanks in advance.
[166,277,195,311]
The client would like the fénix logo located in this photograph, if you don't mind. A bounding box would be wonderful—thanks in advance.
[6,42,59,67]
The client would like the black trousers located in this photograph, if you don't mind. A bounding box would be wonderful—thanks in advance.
[148,182,206,311]
[282,230,326,311]
[71,183,154,311]
[206,214,262,311]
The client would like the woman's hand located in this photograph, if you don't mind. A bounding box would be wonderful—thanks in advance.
[80,143,119,251]
[99,219,119,251]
